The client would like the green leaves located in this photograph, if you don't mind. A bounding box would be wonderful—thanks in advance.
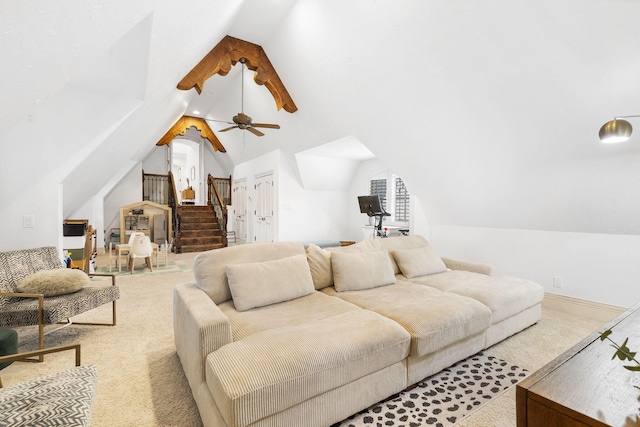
[612,337,637,361]
[600,329,612,341]
[600,330,640,372]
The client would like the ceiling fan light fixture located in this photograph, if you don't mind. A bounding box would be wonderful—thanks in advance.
[205,56,281,138]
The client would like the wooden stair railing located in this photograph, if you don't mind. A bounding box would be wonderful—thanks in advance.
[141,171,228,252]
[207,175,230,248]
[142,170,171,205]
[168,171,179,246]
[141,170,179,249]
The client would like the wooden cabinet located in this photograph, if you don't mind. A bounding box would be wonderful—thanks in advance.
[517,303,640,427]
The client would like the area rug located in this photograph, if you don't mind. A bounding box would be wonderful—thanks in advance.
[335,352,528,427]
[94,259,190,276]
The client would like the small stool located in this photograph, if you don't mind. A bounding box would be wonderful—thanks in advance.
[0,328,18,388]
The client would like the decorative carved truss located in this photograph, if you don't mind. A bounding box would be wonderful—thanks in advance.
[177,35,297,113]
[156,116,226,153]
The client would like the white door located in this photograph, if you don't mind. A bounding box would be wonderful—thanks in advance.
[254,172,274,243]
[233,180,247,242]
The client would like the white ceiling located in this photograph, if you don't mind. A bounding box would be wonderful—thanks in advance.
[3,0,640,234]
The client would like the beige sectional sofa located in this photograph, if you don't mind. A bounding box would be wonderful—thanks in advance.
[173,235,544,427]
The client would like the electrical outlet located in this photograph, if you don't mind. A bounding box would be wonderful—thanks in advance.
[553,276,562,288]
[23,215,35,228]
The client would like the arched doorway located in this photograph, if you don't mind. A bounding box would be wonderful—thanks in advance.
[170,138,204,205]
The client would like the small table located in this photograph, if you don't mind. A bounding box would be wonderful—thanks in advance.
[109,242,167,272]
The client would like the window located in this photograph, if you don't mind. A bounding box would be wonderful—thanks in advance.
[394,176,410,222]
[368,174,410,223]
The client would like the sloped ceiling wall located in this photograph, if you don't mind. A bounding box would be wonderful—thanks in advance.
[257,0,640,235]
[3,0,640,247]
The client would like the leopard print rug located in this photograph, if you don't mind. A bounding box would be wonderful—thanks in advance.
[336,352,528,427]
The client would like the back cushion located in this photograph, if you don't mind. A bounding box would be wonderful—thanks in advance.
[305,243,333,290]
[194,241,306,304]
[226,254,315,311]
[392,246,447,278]
[374,235,429,274]
[304,239,381,290]
[331,250,396,292]
[0,247,63,306]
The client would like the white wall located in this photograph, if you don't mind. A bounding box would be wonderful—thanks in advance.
[103,164,144,246]
[0,114,64,251]
[279,153,349,242]
[429,225,639,309]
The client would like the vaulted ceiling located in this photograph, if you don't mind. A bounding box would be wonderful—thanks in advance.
[3,0,640,235]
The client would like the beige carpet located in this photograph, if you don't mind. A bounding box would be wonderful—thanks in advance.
[2,251,604,427]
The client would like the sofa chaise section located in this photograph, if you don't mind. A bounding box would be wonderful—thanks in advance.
[408,269,544,346]
[322,280,491,384]
[316,244,493,385]
[374,235,545,348]
[206,309,409,427]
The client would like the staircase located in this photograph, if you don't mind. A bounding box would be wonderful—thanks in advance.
[175,205,224,253]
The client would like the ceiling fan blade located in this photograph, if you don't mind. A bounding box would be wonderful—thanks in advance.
[251,123,280,129]
[247,126,265,137]
[205,118,235,125]
[219,125,239,132]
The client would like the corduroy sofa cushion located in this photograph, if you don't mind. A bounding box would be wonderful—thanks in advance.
[304,240,380,290]
[374,235,431,274]
[205,310,411,427]
[408,270,544,324]
[226,254,315,312]
[331,250,396,292]
[305,243,332,290]
[219,292,360,341]
[392,246,447,279]
[194,242,306,304]
[322,280,492,357]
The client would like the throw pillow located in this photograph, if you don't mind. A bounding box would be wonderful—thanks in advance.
[226,254,315,312]
[331,250,396,292]
[17,269,90,297]
[392,245,447,279]
[305,243,333,290]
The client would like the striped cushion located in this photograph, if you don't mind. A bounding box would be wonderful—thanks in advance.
[0,365,97,427]
[0,247,63,306]
[206,310,410,427]
[0,286,120,327]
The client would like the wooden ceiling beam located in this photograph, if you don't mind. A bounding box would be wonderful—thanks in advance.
[177,35,297,113]
[156,115,226,153]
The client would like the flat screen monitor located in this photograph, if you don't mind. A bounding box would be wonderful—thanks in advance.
[358,195,384,216]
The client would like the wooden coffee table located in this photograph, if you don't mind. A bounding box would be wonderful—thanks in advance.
[517,303,640,427]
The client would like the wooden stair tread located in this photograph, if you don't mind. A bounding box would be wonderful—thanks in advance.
[175,205,225,253]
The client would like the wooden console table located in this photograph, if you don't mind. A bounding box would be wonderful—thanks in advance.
[517,303,640,427]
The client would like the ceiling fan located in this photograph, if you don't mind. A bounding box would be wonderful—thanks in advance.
[206,58,280,137]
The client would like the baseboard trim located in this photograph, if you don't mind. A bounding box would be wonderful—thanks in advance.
[543,293,625,323]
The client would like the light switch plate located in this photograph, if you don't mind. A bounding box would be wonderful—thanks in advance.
[23,215,35,228]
